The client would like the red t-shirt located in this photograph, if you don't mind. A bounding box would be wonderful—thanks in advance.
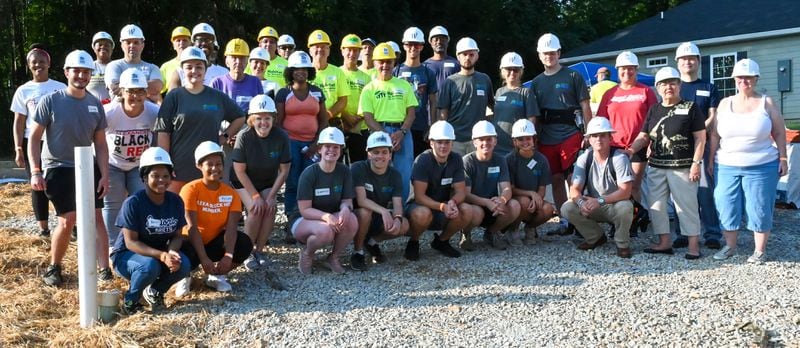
[596,83,657,148]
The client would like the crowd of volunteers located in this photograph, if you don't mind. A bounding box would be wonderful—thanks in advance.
[10,22,788,314]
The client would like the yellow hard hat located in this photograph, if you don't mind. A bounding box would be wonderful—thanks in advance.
[341,34,362,49]
[372,42,396,61]
[171,26,191,40]
[307,29,331,47]
[257,26,279,41]
[225,38,250,56]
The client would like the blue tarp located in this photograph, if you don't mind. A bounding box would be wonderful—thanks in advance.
[523,61,655,88]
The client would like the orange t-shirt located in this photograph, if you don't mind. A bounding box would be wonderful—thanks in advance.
[179,179,242,244]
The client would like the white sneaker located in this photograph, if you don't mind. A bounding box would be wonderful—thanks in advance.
[205,274,232,292]
[174,276,191,297]
[244,252,260,271]
[747,251,766,264]
[713,245,736,260]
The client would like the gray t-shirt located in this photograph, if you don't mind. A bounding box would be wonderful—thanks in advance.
[32,89,107,168]
[153,87,245,182]
[230,127,291,190]
[463,152,510,199]
[297,163,355,214]
[104,59,162,93]
[88,61,110,101]
[409,149,465,203]
[438,72,494,142]
[505,151,552,191]
[493,86,539,156]
[350,160,403,209]
[531,67,589,145]
[571,149,634,198]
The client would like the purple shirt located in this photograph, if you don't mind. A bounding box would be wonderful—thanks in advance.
[211,74,264,112]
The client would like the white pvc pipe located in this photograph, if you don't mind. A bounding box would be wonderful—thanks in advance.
[75,147,97,328]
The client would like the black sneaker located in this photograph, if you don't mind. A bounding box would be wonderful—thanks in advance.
[123,300,145,315]
[365,243,387,263]
[430,234,461,258]
[404,240,420,261]
[350,253,367,271]
[39,229,50,238]
[43,264,63,286]
[673,237,689,248]
[704,238,722,250]
[142,286,164,310]
[98,268,113,282]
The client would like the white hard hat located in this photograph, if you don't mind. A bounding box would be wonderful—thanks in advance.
[92,31,114,47]
[120,24,145,41]
[248,94,276,114]
[249,47,270,62]
[428,25,449,40]
[192,23,216,39]
[318,127,346,145]
[675,42,700,60]
[64,50,95,70]
[536,33,561,53]
[139,147,173,177]
[511,119,537,138]
[732,58,760,77]
[429,121,456,141]
[366,131,393,150]
[585,117,616,136]
[402,27,425,44]
[500,52,524,69]
[119,68,148,89]
[655,66,681,84]
[471,120,497,139]
[288,51,313,68]
[180,46,207,64]
[278,34,295,47]
[194,141,224,164]
[387,41,401,54]
[615,51,639,68]
[456,37,479,54]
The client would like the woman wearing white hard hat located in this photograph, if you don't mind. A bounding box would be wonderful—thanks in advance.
[709,58,788,264]
[166,23,228,90]
[102,68,160,245]
[154,47,246,193]
[231,95,290,273]
[11,44,65,237]
[289,127,357,274]
[492,52,540,156]
[110,147,190,314]
[276,50,328,216]
[88,31,115,102]
[506,119,555,244]
[627,67,706,259]
[248,47,272,93]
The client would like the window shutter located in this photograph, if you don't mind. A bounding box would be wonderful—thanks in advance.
[701,55,709,80]
[737,51,748,60]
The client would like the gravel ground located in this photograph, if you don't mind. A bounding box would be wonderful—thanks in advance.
[3,202,799,346]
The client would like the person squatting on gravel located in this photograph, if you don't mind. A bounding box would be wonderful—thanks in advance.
[111,147,190,314]
[349,132,409,271]
[289,127,358,274]
[176,141,253,296]
[561,117,635,259]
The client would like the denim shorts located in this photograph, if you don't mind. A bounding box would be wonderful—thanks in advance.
[714,160,779,232]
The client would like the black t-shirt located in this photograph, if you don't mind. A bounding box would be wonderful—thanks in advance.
[409,149,465,203]
[230,127,291,190]
[505,151,552,191]
[642,100,705,168]
[463,152,510,199]
[350,160,403,209]
[296,162,355,214]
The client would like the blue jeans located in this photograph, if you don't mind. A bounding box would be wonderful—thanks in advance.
[112,249,190,303]
[103,165,145,246]
[714,160,779,232]
[383,126,413,203]
[285,139,315,214]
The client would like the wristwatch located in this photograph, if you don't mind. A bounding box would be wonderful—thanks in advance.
[597,197,606,206]
[692,160,702,164]
[400,128,408,135]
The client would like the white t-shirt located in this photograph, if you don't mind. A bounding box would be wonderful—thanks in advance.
[10,79,67,138]
[103,100,159,171]
[104,59,162,92]
[176,64,230,87]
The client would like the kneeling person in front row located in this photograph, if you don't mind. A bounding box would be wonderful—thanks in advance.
[176,141,253,296]
[350,131,409,271]
[561,117,634,258]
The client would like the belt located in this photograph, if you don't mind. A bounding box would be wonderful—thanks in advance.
[379,122,404,128]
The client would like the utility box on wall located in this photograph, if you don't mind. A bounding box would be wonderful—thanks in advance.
[778,59,792,92]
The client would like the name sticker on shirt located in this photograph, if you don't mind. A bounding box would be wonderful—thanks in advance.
[496,96,507,102]
[236,96,253,104]
[487,166,500,174]
[88,105,99,113]
[400,71,412,78]
[310,91,322,98]
[315,188,331,196]
[696,90,710,97]
[527,159,537,170]
[675,108,690,115]
[364,183,374,192]
[218,195,233,203]
[444,62,455,68]
[476,89,485,96]
[441,178,453,185]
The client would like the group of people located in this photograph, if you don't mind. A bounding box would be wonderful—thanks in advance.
[10,22,788,315]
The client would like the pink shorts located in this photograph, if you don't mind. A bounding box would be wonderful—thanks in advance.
[539,132,583,174]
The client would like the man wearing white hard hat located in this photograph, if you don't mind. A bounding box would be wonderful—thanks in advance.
[493,52,539,157]
[159,26,192,95]
[88,31,115,102]
[462,120,520,250]
[395,27,439,158]
[424,25,459,94]
[278,34,296,59]
[167,23,229,90]
[438,37,494,156]
[105,24,163,103]
[349,131,409,271]
[562,117,635,259]
[530,33,592,236]
[29,50,113,285]
[404,120,476,261]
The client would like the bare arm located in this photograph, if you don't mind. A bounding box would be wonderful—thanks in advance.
[13,113,26,167]
[428,93,438,126]
[157,132,171,153]
[167,69,181,91]
[328,96,348,119]
[364,111,381,132]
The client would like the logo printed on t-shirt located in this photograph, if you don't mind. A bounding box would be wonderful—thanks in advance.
[202,104,220,111]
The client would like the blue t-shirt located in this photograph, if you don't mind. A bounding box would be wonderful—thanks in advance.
[423,56,459,97]
[111,190,186,255]
[678,78,720,120]
[393,64,438,131]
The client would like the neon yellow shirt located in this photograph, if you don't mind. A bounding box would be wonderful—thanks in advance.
[311,64,350,114]
[358,77,419,123]
[590,80,618,104]
[160,57,180,94]
[341,66,371,131]
[265,55,288,89]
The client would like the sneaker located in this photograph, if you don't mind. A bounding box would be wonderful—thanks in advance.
[244,252,260,271]
[205,274,232,292]
[255,251,269,266]
[123,300,145,315]
[174,276,191,297]
[142,285,165,310]
[704,238,722,250]
[98,267,113,282]
[350,253,367,271]
[459,230,475,251]
[365,243,387,263]
[430,233,461,258]
[324,254,345,274]
[43,264,63,286]
[404,240,420,261]
[39,229,50,238]
[747,251,766,264]
[713,245,737,260]
[507,230,524,247]
[488,232,510,250]
[523,227,538,245]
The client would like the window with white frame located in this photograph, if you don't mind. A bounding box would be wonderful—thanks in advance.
[711,53,739,98]
[646,57,668,68]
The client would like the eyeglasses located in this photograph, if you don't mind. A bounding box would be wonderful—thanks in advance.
[279,46,294,50]
[193,37,213,44]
